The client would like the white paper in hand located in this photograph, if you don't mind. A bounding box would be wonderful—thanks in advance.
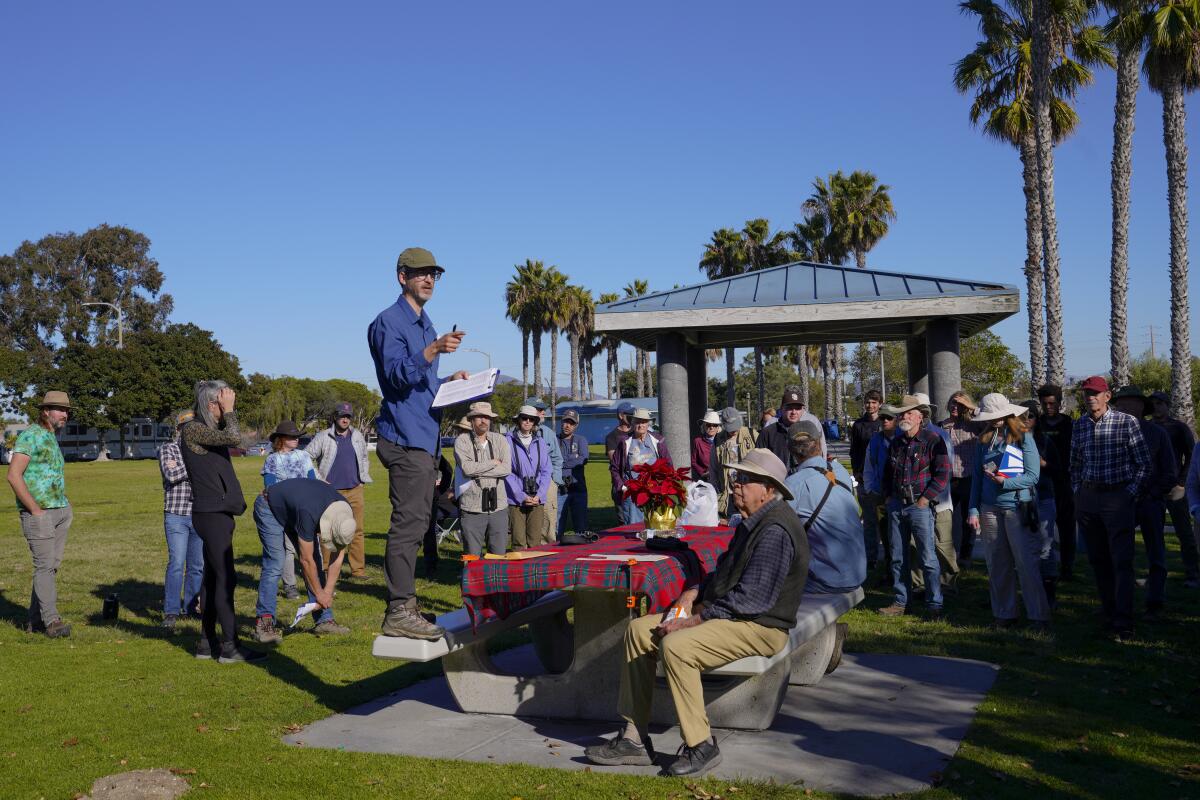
[291,602,320,628]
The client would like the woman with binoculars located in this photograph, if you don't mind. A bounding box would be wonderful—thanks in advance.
[504,404,553,548]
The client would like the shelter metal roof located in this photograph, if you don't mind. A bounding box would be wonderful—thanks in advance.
[593,260,1019,350]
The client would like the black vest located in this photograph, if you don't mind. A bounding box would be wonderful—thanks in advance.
[702,499,809,629]
[179,422,247,516]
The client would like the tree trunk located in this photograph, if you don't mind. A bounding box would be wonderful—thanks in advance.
[821,344,832,421]
[1019,132,1046,390]
[725,348,736,408]
[568,332,579,400]
[609,346,619,399]
[1109,43,1138,389]
[644,350,655,397]
[549,328,559,407]
[1163,77,1194,425]
[797,347,809,407]
[532,330,543,398]
[833,345,845,424]
[855,249,866,269]
[635,349,644,397]
[522,329,530,397]
[1032,0,1065,384]
[754,348,765,416]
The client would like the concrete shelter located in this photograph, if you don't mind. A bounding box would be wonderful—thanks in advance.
[593,261,1019,470]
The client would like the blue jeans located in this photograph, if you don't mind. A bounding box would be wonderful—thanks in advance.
[558,486,589,534]
[163,513,204,616]
[620,497,644,525]
[888,503,942,609]
[301,543,334,625]
[254,495,334,624]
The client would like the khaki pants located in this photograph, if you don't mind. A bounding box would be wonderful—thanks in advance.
[618,614,787,747]
[509,503,547,549]
[323,484,365,576]
[542,483,559,544]
[912,508,960,591]
[20,505,73,627]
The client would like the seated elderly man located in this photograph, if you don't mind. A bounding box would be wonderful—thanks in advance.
[585,449,809,777]
[784,420,866,592]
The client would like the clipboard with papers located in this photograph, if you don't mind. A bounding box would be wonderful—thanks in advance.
[432,368,501,409]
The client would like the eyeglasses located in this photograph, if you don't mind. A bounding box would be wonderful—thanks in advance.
[405,268,441,282]
[731,471,766,487]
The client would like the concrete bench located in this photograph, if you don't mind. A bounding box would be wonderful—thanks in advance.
[651,586,865,731]
[372,590,573,665]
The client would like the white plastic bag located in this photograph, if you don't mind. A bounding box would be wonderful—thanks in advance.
[679,480,719,527]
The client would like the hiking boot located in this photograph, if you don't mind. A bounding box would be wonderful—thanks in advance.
[253,615,283,644]
[380,604,444,640]
[313,620,351,636]
[877,603,906,617]
[218,642,267,664]
[194,638,218,660]
[925,607,944,621]
[662,738,722,777]
[282,585,300,600]
[584,734,654,766]
[162,614,179,631]
[45,618,71,638]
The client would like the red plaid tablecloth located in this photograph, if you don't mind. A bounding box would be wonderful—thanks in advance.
[460,524,734,626]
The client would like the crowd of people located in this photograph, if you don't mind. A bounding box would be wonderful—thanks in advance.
[6,243,1198,774]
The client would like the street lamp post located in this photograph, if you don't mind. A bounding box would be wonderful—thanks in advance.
[876,343,886,397]
[82,301,125,349]
[462,347,492,369]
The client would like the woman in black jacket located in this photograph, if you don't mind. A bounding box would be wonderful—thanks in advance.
[179,380,263,663]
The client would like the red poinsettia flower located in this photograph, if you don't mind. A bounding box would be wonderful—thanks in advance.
[622,457,689,512]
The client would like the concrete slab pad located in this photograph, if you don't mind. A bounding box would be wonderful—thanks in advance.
[285,651,998,797]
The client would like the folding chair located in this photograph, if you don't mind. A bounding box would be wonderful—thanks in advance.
[433,495,461,547]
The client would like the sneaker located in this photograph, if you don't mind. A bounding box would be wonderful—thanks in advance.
[313,620,350,636]
[878,603,906,617]
[1111,628,1135,643]
[584,734,654,766]
[253,615,283,644]
[45,618,71,638]
[282,585,300,600]
[194,638,217,660]
[662,738,722,777]
[218,642,267,664]
[925,607,944,621]
[380,604,445,640]
[162,614,179,631]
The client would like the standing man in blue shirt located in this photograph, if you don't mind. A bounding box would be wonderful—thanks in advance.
[558,410,589,534]
[368,247,468,640]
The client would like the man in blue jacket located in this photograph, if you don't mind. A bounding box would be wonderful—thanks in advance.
[558,410,589,534]
[368,247,468,640]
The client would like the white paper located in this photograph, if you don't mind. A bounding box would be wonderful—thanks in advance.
[432,368,501,409]
[291,602,320,628]
[663,606,688,622]
[576,553,669,562]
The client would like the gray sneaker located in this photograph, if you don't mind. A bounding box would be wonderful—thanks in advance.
[313,620,351,636]
[380,604,444,640]
[45,618,72,639]
[584,735,655,766]
[252,614,283,644]
[282,585,300,600]
[218,642,268,664]
[162,614,179,631]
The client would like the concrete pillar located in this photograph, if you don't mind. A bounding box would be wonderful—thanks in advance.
[656,333,691,472]
[906,334,929,397]
[686,346,709,433]
[926,319,962,419]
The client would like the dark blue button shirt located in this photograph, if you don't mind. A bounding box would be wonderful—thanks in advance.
[368,295,444,455]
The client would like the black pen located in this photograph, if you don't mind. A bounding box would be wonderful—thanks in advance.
[452,324,457,333]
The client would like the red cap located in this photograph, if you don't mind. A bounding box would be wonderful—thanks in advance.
[1079,375,1110,393]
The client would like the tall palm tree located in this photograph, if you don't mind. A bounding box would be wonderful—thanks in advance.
[1141,0,1200,421]
[956,0,1111,387]
[700,227,747,406]
[505,259,546,396]
[623,280,650,396]
[833,171,897,268]
[597,291,621,398]
[539,267,569,406]
[1104,1,1149,387]
[563,285,595,400]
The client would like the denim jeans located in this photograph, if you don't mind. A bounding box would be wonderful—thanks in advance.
[620,497,644,526]
[887,503,942,609]
[163,513,204,615]
[558,486,589,534]
[300,538,334,625]
[254,495,285,619]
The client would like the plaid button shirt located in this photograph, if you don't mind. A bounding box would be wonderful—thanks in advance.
[1070,408,1151,496]
[939,418,980,479]
[883,426,951,504]
[158,440,193,516]
[700,499,795,621]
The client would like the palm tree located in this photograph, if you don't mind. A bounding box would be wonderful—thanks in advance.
[623,280,650,396]
[700,227,747,406]
[956,0,1111,387]
[597,292,621,398]
[505,259,546,396]
[1141,0,1200,421]
[563,285,595,400]
[539,267,569,406]
[832,171,896,268]
[1104,1,1149,387]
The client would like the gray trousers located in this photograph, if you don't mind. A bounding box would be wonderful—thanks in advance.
[979,504,1050,622]
[282,534,297,588]
[20,505,73,626]
[377,438,435,607]
[461,508,509,556]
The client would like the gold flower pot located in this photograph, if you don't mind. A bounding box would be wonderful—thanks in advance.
[644,504,680,532]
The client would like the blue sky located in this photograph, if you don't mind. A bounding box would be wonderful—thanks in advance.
[3,2,1197,393]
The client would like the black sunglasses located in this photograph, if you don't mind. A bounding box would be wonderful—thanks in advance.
[731,471,768,486]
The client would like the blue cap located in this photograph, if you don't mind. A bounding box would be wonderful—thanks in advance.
[525,397,548,411]
[617,402,635,415]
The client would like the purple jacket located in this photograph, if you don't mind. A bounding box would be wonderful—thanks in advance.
[608,431,672,491]
[505,432,552,504]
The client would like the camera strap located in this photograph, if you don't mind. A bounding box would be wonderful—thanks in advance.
[471,436,493,489]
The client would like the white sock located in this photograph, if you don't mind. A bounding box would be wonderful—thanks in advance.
[622,724,642,744]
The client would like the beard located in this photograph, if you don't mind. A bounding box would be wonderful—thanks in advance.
[897,420,914,434]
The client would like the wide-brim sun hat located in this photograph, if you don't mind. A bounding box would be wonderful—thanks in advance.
[973,392,1031,423]
[724,448,794,501]
[38,390,72,410]
[631,408,653,422]
[269,420,304,439]
[877,404,899,419]
[1111,385,1151,417]
[890,395,931,416]
[453,416,472,432]
[467,401,499,419]
[319,501,357,550]
[699,410,721,426]
[513,404,540,420]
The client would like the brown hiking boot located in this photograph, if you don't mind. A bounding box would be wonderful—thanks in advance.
[877,603,907,617]
[45,618,72,638]
[252,614,283,644]
[381,603,444,640]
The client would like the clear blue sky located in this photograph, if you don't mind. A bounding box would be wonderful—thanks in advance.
[4,2,1197,394]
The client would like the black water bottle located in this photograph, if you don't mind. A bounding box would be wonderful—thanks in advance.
[102,593,120,621]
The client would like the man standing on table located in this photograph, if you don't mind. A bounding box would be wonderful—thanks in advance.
[585,449,808,777]
[305,401,372,579]
[369,246,469,640]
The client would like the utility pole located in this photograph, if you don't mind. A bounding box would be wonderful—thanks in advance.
[877,343,886,397]
[82,301,124,348]
[1148,325,1157,359]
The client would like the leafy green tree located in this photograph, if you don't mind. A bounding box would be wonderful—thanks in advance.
[132,323,246,419]
[505,259,547,395]
[1129,349,1172,392]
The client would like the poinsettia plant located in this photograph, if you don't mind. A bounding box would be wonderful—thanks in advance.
[621,458,691,511]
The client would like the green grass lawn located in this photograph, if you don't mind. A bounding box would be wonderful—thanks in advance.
[1,455,1198,799]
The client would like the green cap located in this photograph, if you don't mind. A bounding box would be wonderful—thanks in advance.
[396,247,444,273]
